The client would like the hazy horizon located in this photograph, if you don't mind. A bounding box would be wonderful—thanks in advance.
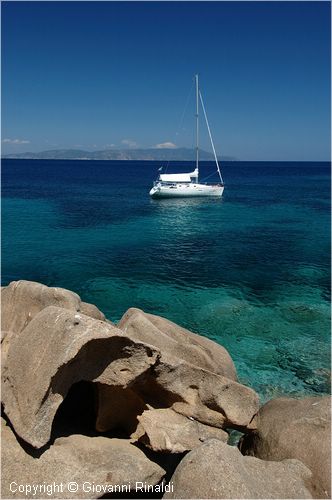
[2,1,331,161]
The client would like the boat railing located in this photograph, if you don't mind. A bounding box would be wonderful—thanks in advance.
[199,182,224,186]
[154,180,223,187]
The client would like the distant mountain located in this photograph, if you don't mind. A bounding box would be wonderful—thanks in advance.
[2,148,236,161]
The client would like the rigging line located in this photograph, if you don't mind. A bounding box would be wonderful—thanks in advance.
[200,171,219,182]
[199,91,224,184]
[164,79,194,173]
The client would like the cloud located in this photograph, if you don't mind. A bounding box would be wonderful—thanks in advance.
[155,142,177,149]
[121,139,138,148]
[2,138,30,144]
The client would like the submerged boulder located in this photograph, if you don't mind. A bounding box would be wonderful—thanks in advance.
[1,419,165,499]
[239,396,331,499]
[164,439,313,499]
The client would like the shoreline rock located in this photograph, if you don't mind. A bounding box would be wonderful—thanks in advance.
[164,439,314,499]
[2,418,165,499]
[239,396,331,499]
[2,282,259,448]
[2,280,106,336]
[131,407,228,453]
[2,305,159,448]
[119,307,237,380]
[1,280,330,500]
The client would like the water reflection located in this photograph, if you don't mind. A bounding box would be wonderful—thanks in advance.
[150,197,224,234]
[150,196,223,209]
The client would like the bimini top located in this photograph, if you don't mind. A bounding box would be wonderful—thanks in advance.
[159,169,198,183]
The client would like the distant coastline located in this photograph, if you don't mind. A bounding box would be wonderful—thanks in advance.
[2,147,237,162]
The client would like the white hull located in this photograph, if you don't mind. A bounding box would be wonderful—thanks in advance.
[150,183,224,199]
[149,76,225,200]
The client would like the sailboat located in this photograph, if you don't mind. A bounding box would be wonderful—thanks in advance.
[149,75,224,199]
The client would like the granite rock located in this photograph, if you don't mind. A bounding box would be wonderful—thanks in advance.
[1,280,106,339]
[118,307,237,380]
[2,282,259,452]
[239,396,331,499]
[131,407,228,452]
[2,306,159,447]
[1,419,165,499]
[164,439,313,499]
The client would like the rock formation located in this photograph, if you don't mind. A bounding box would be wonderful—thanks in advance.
[1,280,330,500]
[118,307,259,431]
[131,407,228,452]
[2,305,159,447]
[239,396,331,499]
[118,307,237,380]
[164,439,314,499]
[1,418,165,499]
[2,280,106,335]
[2,283,259,448]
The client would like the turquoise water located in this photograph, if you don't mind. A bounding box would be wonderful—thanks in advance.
[2,160,330,401]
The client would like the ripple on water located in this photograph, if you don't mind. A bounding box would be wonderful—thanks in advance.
[2,160,330,402]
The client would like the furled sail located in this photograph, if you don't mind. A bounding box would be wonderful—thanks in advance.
[159,168,198,183]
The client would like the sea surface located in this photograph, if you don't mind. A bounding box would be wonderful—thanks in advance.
[2,159,331,401]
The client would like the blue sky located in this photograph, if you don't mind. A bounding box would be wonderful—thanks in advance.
[2,1,331,160]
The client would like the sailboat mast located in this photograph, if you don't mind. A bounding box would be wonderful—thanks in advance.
[195,74,199,181]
